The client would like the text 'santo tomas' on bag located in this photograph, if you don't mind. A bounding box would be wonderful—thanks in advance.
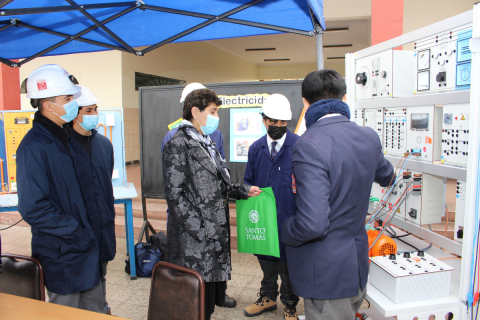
[236,187,280,258]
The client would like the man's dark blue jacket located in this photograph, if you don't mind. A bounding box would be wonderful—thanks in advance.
[69,128,116,264]
[282,115,394,300]
[17,120,100,295]
[161,128,225,158]
[244,129,298,260]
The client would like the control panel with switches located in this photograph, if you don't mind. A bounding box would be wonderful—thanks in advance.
[405,172,445,225]
[369,251,454,303]
[364,108,384,144]
[406,106,443,163]
[355,108,365,127]
[414,26,472,93]
[383,108,407,156]
[454,180,466,243]
[355,49,414,100]
[441,103,469,166]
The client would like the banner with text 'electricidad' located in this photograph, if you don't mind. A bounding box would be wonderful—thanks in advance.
[236,187,280,258]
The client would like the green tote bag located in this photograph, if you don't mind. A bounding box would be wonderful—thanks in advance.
[236,187,280,258]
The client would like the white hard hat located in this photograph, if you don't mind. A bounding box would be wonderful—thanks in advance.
[26,64,80,99]
[180,82,206,103]
[261,94,292,121]
[74,85,103,107]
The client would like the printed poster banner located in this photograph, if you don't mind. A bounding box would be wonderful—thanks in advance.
[218,94,270,108]
[230,108,267,162]
[236,187,280,258]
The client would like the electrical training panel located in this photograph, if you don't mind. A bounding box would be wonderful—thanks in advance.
[364,109,384,144]
[0,109,127,193]
[404,172,445,226]
[454,180,466,243]
[383,108,407,156]
[369,252,454,304]
[0,111,35,192]
[405,106,443,163]
[355,49,414,100]
[441,103,469,167]
[414,26,472,93]
[96,109,127,187]
[354,109,364,127]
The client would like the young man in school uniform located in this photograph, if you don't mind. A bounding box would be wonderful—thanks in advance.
[243,94,299,320]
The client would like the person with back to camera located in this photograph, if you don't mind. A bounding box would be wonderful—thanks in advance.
[243,94,299,320]
[282,70,394,320]
[162,88,262,320]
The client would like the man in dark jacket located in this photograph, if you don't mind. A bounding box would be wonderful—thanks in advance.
[244,94,299,320]
[69,85,116,314]
[17,64,101,311]
[282,70,394,319]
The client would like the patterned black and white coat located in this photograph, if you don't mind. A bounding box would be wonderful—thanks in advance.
[162,127,250,282]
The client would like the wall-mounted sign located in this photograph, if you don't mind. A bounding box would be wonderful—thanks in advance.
[219,94,270,108]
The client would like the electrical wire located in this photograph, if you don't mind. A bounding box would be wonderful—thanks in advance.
[0,219,24,231]
[367,154,412,227]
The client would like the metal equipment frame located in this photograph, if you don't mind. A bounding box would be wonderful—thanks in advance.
[346,6,480,319]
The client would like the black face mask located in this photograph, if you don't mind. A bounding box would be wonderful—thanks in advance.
[268,125,287,140]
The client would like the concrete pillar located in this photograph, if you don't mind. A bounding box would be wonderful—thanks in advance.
[0,61,20,110]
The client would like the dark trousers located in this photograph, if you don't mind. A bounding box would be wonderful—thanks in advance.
[258,258,299,306]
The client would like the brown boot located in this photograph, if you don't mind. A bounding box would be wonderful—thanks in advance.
[244,290,277,317]
[284,301,298,320]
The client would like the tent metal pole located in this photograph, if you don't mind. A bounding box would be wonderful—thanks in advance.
[0,2,136,15]
[17,5,138,66]
[141,0,265,55]
[0,22,12,32]
[16,21,130,53]
[143,4,313,37]
[0,0,13,9]
[315,24,324,70]
[64,0,136,54]
[0,56,15,67]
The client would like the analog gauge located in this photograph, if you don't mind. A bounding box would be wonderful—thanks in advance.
[417,70,430,91]
[417,49,430,70]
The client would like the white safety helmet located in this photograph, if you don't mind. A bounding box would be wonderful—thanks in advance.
[74,85,103,107]
[261,94,292,121]
[180,82,206,103]
[26,64,80,99]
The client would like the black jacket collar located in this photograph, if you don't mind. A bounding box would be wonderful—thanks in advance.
[33,111,70,152]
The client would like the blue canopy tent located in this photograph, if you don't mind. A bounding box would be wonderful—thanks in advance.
[0,0,325,68]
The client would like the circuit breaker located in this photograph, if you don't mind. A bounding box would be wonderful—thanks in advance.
[364,108,384,144]
[406,106,443,163]
[383,108,407,156]
[354,109,364,127]
[0,111,35,192]
[355,49,414,100]
[414,26,472,93]
[441,103,469,166]
[454,180,466,243]
[405,172,445,226]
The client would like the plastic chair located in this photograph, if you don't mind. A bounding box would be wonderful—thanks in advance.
[147,261,205,320]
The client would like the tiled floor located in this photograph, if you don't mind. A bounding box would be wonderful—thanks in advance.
[0,224,307,319]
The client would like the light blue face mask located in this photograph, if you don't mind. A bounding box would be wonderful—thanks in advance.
[52,99,79,123]
[197,111,219,135]
[77,114,99,131]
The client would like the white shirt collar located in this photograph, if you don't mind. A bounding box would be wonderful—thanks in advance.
[267,131,287,153]
[318,113,342,121]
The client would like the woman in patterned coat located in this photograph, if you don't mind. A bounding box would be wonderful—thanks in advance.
[162,88,261,320]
